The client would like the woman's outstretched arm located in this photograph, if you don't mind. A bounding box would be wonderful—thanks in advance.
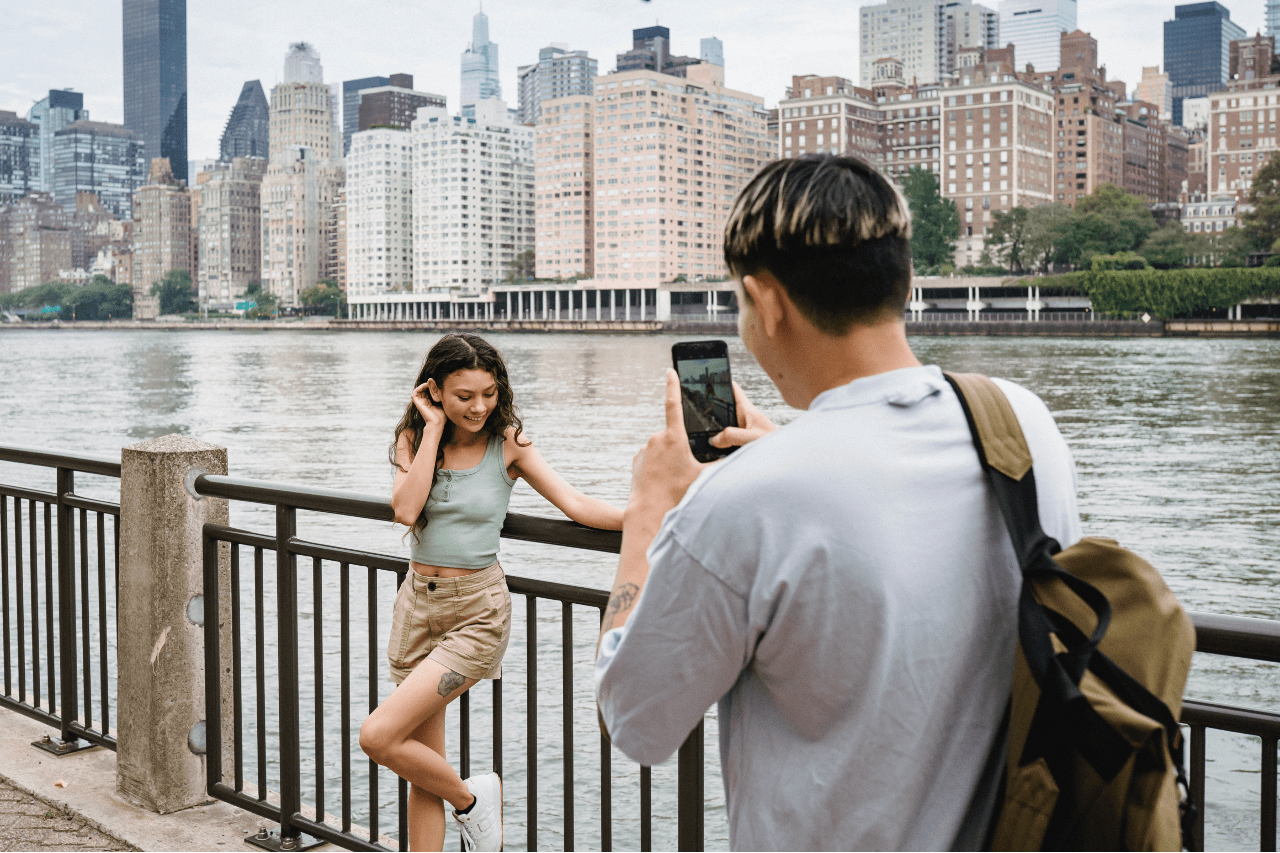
[508,433,624,531]
[391,384,446,527]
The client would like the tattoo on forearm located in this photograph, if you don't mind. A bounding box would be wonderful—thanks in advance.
[438,670,466,698]
[601,583,640,633]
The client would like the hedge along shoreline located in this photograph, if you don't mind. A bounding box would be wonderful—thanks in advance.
[1035,268,1280,318]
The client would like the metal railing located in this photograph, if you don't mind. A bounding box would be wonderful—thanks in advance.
[0,446,121,755]
[193,472,704,852]
[0,444,1277,851]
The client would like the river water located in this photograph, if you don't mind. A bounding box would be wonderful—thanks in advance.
[0,329,1277,850]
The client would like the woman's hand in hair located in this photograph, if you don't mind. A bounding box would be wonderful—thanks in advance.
[412,382,447,434]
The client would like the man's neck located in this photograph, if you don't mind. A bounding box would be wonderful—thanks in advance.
[784,320,922,410]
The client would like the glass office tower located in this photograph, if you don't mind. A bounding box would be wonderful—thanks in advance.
[1164,2,1244,126]
[122,0,188,183]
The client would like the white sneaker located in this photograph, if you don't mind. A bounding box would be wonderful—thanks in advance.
[454,772,503,852]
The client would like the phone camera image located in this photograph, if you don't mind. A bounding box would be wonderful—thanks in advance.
[672,340,737,463]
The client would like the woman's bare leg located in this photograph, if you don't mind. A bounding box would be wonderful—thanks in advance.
[360,658,480,850]
[407,709,448,852]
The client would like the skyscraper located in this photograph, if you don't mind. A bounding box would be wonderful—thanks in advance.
[701,37,725,67]
[461,9,501,114]
[132,157,193,318]
[122,0,188,184]
[516,45,598,125]
[1268,0,1280,36]
[997,0,1076,73]
[27,90,89,192]
[356,75,445,134]
[1164,2,1245,126]
[0,112,41,204]
[51,120,147,219]
[284,42,323,84]
[219,81,270,161]
[859,0,999,87]
[342,76,388,155]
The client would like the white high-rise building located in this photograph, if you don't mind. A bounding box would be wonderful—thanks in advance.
[860,0,998,86]
[517,44,598,125]
[461,10,501,114]
[345,127,414,299]
[998,0,1076,73]
[411,99,534,291]
[283,42,324,85]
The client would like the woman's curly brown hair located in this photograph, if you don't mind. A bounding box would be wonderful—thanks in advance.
[390,333,528,538]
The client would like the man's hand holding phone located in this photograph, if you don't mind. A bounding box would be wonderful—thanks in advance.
[710,381,777,451]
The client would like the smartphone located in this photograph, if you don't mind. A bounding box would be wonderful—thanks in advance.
[672,340,738,463]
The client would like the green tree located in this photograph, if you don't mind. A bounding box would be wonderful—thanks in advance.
[1139,224,1193,269]
[1022,203,1075,272]
[901,167,959,272]
[243,280,278,320]
[504,250,536,283]
[987,207,1030,272]
[300,280,346,316]
[1211,227,1251,267]
[1243,151,1280,252]
[66,275,133,320]
[150,269,195,315]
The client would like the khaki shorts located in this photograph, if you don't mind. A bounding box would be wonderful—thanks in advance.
[387,561,512,685]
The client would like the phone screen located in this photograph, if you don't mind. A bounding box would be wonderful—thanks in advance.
[676,356,734,435]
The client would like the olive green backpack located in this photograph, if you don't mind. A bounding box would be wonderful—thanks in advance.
[945,373,1197,852]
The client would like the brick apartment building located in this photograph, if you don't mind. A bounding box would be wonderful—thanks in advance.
[1207,34,1280,200]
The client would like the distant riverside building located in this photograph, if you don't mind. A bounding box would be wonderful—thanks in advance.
[346,126,414,299]
[1183,95,1211,129]
[1165,2,1245,126]
[1182,191,1238,232]
[777,74,889,167]
[1206,34,1280,199]
[858,0,999,88]
[51,120,147,219]
[220,81,270,161]
[342,76,389,155]
[617,26,705,77]
[0,112,40,203]
[329,188,347,292]
[517,44,598,125]
[700,37,725,67]
[132,157,193,318]
[122,0,188,184]
[262,42,342,307]
[0,192,71,293]
[70,192,129,275]
[591,63,772,285]
[997,0,1075,74]
[1137,66,1174,122]
[197,156,266,308]
[410,99,534,292]
[534,94,595,279]
[27,90,88,192]
[357,75,445,133]
[461,10,502,115]
[1270,0,1280,36]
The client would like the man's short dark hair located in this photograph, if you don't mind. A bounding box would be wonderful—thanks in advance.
[724,155,913,334]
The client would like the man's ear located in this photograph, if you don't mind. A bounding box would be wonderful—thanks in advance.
[742,273,785,338]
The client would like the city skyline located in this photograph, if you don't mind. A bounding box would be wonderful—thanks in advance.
[4,0,1267,167]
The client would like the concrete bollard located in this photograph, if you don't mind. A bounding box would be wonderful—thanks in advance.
[116,435,232,813]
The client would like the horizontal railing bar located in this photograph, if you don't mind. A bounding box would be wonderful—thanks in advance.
[0,697,62,730]
[0,485,55,504]
[1182,699,1280,738]
[65,721,117,751]
[502,513,622,554]
[210,783,284,823]
[203,524,274,552]
[193,474,394,521]
[287,539,405,574]
[1190,611,1280,663]
[508,575,610,609]
[288,813,384,852]
[0,446,121,478]
[61,494,119,516]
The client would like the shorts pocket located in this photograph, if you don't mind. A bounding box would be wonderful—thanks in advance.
[387,575,417,672]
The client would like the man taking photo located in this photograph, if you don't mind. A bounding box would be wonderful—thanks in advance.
[594,154,1082,850]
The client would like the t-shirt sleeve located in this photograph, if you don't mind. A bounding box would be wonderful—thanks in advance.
[594,528,749,767]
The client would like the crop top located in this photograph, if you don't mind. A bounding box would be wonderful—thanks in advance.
[409,431,516,570]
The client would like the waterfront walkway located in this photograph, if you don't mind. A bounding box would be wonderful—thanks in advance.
[0,775,135,852]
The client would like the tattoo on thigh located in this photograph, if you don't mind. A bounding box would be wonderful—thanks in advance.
[438,670,466,698]
[601,583,640,633]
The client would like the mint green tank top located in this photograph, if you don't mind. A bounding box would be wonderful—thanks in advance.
[410,431,516,570]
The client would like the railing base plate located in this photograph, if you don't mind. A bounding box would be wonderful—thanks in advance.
[31,735,98,757]
[244,830,324,852]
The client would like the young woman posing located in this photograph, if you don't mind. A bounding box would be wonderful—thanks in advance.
[359,333,623,853]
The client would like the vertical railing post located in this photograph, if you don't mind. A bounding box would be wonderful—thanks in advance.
[676,720,704,852]
[276,504,302,842]
[1262,735,1277,853]
[55,467,79,748]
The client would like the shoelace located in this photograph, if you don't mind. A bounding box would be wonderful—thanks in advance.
[458,821,478,851]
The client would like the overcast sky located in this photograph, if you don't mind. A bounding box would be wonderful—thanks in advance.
[2,0,1266,162]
